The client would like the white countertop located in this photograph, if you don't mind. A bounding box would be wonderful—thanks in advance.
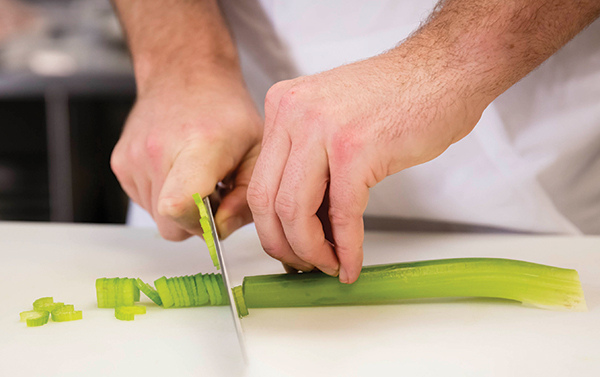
[1,222,598,377]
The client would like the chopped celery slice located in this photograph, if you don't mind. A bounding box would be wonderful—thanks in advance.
[194,273,210,306]
[193,193,209,218]
[121,278,135,307]
[188,276,198,307]
[199,218,212,234]
[133,280,140,302]
[33,297,59,312]
[176,277,191,307]
[115,278,123,307]
[184,276,197,307]
[154,277,173,308]
[214,274,229,304]
[95,277,137,308]
[193,193,221,270]
[167,278,180,307]
[232,286,248,318]
[21,310,49,327]
[20,310,46,322]
[96,278,106,308]
[242,258,587,311]
[106,279,116,308]
[210,274,223,306]
[135,278,163,306]
[115,309,134,321]
[51,307,82,322]
[115,305,146,321]
[203,274,216,305]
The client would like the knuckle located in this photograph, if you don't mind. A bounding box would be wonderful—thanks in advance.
[261,243,287,261]
[144,132,164,161]
[110,148,126,178]
[329,130,362,167]
[265,80,291,102]
[278,87,302,113]
[126,143,145,165]
[274,192,301,223]
[157,197,187,220]
[265,82,284,106]
[247,180,272,216]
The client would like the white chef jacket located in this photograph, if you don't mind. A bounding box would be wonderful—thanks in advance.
[129,1,600,235]
[216,0,600,235]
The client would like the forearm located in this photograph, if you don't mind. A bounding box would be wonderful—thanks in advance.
[111,0,241,94]
[393,0,600,110]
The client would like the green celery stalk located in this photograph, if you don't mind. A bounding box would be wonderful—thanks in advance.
[242,258,587,312]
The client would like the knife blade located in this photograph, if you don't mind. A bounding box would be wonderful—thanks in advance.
[203,196,248,362]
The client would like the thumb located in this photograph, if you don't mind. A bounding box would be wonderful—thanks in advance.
[157,145,233,236]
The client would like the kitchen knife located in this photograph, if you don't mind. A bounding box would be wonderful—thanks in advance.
[203,196,248,362]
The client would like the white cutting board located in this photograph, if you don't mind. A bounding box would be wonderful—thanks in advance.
[0,222,599,377]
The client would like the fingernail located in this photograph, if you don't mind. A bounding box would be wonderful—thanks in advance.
[289,263,314,273]
[320,264,339,278]
[339,267,349,284]
[218,216,243,239]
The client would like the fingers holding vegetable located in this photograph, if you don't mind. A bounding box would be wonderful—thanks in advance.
[249,50,488,284]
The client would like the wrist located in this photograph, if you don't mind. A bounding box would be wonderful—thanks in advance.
[132,44,243,97]
[114,0,242,96]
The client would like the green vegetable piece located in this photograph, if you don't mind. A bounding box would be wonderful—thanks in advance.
[167,278,181,307]
[193,193,209,218]
[188,276,198,306]
[199,218,211,234]
[59,304,75,312]
[180,276,191,307]
[214,274,229,304]
[193,193,221,270]
[114,306,146,321]
[154,277,173,308]
[95,277,137,308]
[51,306,83,322]
[115,308,134,321]
[20,310,46,322]
[115,278,123,307]
[203,274,216,305]
[210,274,223,306]
[96,278,106,308]
[176,277,191,307]
[184,276,197,307]
[232,286,249,318]
[106,278,116,308]
[207,244,220,270]
[33,297,58,312]
[242,258,588,311]
[194,274,210,306]
[118,278,134,307]
[132,279,140,302]
[135,278,163,306]
[21,310,49,327]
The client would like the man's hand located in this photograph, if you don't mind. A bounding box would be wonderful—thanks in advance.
[247,52,484,282]
[112,77,261,241]
[247,0,600,283]
[111,0,261,240]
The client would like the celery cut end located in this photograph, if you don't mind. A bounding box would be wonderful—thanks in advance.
[232,286,249,318]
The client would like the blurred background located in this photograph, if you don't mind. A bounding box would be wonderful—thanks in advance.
[0,0,133,224]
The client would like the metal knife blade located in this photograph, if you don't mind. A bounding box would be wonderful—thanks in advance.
[203,196,248,362]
